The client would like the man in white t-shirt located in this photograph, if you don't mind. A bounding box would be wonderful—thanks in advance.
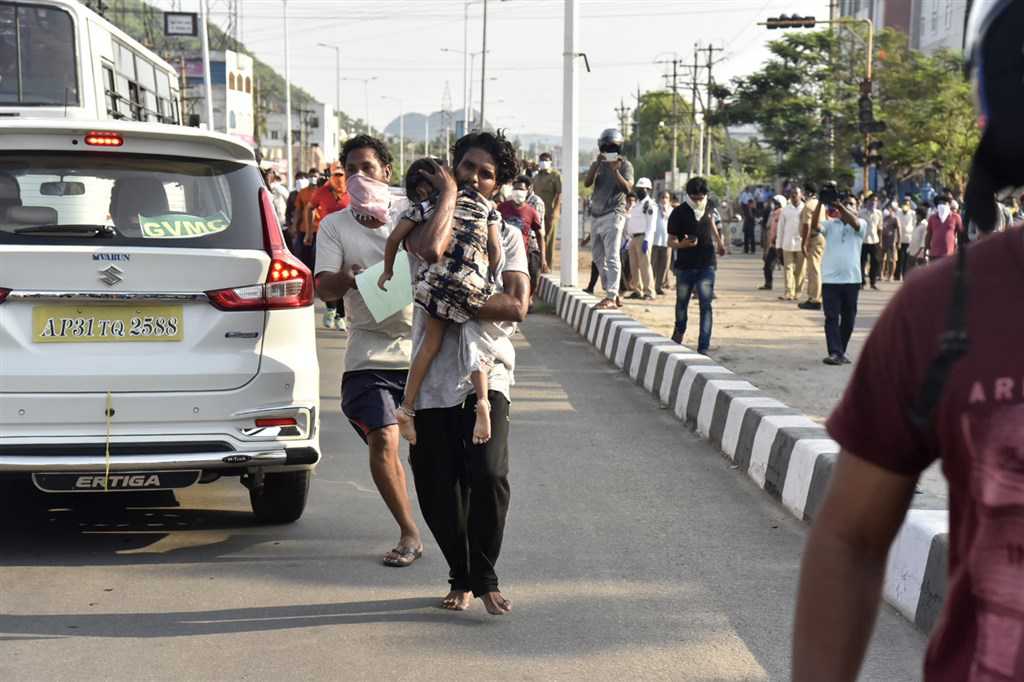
[895,198,916,281]
[859,194,883,289]
[775,187,806,301]
[314,135,423,569]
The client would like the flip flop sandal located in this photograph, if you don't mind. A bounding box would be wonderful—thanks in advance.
[383,546,423,567]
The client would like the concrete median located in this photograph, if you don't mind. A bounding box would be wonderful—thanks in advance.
[538,274,948,634]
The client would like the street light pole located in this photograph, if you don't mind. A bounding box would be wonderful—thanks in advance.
[342,77,377,135]
[382,96,404,176]
[282,0,292,186]
[464,1,472,134]
[317,42,341,132]
[199,0,214,130]
[479,0,488,131]
[561,0,580,288]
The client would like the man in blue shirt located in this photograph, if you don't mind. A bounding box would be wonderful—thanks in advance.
[811,193,865,365]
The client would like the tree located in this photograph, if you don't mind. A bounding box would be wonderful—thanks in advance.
[872,47,979,195]
[715,26,979,194]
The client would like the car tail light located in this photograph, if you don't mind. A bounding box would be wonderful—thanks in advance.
[84,131,124,147]
[0,287,10,304]
[206,188,314,311]
[254,417,297,428]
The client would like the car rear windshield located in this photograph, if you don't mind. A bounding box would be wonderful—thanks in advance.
[0,151,265,249]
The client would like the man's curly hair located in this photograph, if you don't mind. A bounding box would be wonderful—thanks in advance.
[341,134,394,168]
[451,130,519,186]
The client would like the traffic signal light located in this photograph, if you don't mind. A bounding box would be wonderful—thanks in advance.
[765,15,817,29]
[858,95,874,124]
[866,140,884,164]
[851,145,866,166]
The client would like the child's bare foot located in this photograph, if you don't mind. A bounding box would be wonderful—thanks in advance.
[396,406,417,444]
[441,590,472,611]
[480,591,512,615]
[473,398,491,445]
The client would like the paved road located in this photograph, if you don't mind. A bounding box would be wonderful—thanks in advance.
[0,312,925,680]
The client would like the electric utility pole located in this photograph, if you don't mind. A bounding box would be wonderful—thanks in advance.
[633,85,642,159]
[614,98,631,144]
[704,44,724,177]
[656,56,690,191]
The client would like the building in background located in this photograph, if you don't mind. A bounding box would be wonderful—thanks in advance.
[183,49,254,146]
[260,101,339,174]
[839,0,968,54]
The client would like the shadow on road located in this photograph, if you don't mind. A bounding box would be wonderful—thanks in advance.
[0,597,462,640]
[0,483,281,567]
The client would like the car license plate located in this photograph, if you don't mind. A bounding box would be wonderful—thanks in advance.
[32,304,184,343]
[32,470,201,493]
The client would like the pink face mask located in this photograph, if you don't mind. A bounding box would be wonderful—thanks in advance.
[346,174,392,224]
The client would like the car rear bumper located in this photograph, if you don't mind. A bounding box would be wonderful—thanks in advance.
[0,445,319,473]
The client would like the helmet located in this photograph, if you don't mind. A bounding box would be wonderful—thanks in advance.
[963,0,1024,231]
[635,177,653,190]
[598,128,624,149]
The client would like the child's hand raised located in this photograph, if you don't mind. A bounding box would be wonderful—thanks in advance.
[377,270,393,291]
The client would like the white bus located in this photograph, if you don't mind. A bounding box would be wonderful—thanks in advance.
[0,0,180,124]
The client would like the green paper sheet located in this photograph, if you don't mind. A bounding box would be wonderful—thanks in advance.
[354,251,414,323]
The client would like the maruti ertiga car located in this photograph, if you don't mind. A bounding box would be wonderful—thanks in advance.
[0,121,320,523]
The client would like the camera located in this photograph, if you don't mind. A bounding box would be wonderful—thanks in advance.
[819,181,840,206]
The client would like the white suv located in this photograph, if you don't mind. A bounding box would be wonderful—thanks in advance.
[0,121,320,523]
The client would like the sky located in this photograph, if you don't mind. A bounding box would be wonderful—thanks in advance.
[172,0,832,140]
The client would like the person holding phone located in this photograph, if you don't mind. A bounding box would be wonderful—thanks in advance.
[584,128,634,309]
[667,176,727,353]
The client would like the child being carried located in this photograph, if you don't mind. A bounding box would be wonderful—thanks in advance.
[378,157,504,446]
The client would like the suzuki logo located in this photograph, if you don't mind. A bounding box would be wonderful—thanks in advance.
[98,265,125,286]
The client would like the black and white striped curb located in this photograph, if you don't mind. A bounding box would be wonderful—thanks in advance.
[538,275,949,632]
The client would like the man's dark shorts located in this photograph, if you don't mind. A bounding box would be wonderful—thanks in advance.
[341,370,407,443]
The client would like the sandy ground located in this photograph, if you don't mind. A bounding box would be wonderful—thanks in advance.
[565,245,947,502]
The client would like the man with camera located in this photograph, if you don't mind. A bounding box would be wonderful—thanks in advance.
[584,128,635,309]
[808,187,865,365]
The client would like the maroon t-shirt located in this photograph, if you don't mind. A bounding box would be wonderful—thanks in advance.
[497,200,542,253]
[928,212,964,259]
[827,226,1024,681]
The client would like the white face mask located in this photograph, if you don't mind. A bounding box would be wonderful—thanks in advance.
[538,160,552,171]
[511,189,528,204]
[296,178,310,190]
[936,203,951,221]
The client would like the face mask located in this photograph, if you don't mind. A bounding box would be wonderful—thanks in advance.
[296,178,309,191]
[510,189,528,204]
[936,203,951,221]
[635,189,647,200]
[685,195,707,220]
[539,160,552,171]
[346,174,392,224]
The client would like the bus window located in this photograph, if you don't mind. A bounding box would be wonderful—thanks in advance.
[0,2,79,106]
[102,64,119,118]
[0,6,16,103]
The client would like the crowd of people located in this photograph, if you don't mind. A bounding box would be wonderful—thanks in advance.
[742,179,1023,364]
[261,1,1020,675]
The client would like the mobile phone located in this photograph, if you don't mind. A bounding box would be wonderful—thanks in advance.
[602,152,619,162]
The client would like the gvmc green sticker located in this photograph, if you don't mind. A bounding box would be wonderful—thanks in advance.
[138,212,230,239]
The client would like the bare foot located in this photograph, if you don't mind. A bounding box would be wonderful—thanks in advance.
[472,399,491,445]
[480,591,512,615]
[396,406,417,445]
[441,590,472,611]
